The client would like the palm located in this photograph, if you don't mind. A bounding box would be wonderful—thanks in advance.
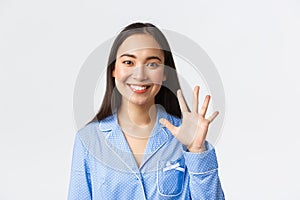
[159,86,219,153]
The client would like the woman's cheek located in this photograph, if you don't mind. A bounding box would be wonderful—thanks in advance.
[114,66,130,81]
[151,68,165,84]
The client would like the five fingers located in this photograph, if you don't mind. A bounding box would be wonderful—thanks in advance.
[163,86,219,134]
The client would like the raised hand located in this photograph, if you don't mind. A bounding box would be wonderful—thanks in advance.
[159,86,219,153]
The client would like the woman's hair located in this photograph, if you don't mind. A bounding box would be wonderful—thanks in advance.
[88,22,182,124]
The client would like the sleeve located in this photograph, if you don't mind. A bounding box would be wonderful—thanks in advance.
[68,133,92,200]
[183,141,225,200]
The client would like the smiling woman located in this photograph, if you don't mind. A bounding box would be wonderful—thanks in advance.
[113,34,166,107]
[68,22,225,200]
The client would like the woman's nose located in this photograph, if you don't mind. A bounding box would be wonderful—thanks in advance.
[132,65,147,81]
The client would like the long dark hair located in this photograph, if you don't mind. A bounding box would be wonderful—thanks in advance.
[88,22,182,124]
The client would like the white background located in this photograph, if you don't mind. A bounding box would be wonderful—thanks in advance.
[1,0,299,199]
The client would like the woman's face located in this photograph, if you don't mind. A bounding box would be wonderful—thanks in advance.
[112,34,166,107]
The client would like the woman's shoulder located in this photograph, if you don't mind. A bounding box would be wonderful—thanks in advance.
[74,115,116,152]
[75,121,98,141]
[76,115,114,138]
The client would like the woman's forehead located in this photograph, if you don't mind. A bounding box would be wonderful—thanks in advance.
[117,34,163,56]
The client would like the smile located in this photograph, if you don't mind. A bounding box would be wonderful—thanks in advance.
[128,84,151,93]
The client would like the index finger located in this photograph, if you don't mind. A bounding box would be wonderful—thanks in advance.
[177,89,189,112]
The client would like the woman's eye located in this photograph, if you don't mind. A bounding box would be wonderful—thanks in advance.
[146,62,159,67]
[123,60,133,65]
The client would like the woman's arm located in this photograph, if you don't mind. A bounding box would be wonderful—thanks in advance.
[183,141,225,199]
[159,86,225,199]
[68,133,92,200]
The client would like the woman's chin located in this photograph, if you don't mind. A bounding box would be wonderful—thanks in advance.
[124,97,152,107]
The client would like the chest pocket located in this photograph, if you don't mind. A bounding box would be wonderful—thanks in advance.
[157,157,185,196]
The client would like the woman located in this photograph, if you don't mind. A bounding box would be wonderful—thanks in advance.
[68,22,225,199]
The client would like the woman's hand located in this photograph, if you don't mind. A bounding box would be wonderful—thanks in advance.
[159,86,219,153]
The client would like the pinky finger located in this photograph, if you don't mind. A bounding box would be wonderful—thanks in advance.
[207,111,219,123]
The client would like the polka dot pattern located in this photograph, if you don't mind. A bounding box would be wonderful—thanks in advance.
[68,106,225,199]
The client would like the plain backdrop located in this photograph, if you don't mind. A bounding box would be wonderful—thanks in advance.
[1,0,299,199]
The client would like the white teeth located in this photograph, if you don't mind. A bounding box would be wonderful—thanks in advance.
[129,85,147,91]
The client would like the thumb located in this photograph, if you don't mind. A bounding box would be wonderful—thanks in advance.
[159,118,177,136]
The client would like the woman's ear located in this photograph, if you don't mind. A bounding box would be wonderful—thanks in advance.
[163,74,166,81]
[112,69,116,77]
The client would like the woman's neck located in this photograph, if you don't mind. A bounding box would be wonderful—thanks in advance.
[118,102,157,126]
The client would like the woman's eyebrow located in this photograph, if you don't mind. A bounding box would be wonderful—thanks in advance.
[119,54,162,62]
[146,56,162,62]
[120,54,136,59]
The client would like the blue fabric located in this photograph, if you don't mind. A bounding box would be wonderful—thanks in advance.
[68,105,225,199]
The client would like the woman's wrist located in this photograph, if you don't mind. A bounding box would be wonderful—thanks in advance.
[187,143,206,153]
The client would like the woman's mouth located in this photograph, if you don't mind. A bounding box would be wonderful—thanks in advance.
[128,84,151,94]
